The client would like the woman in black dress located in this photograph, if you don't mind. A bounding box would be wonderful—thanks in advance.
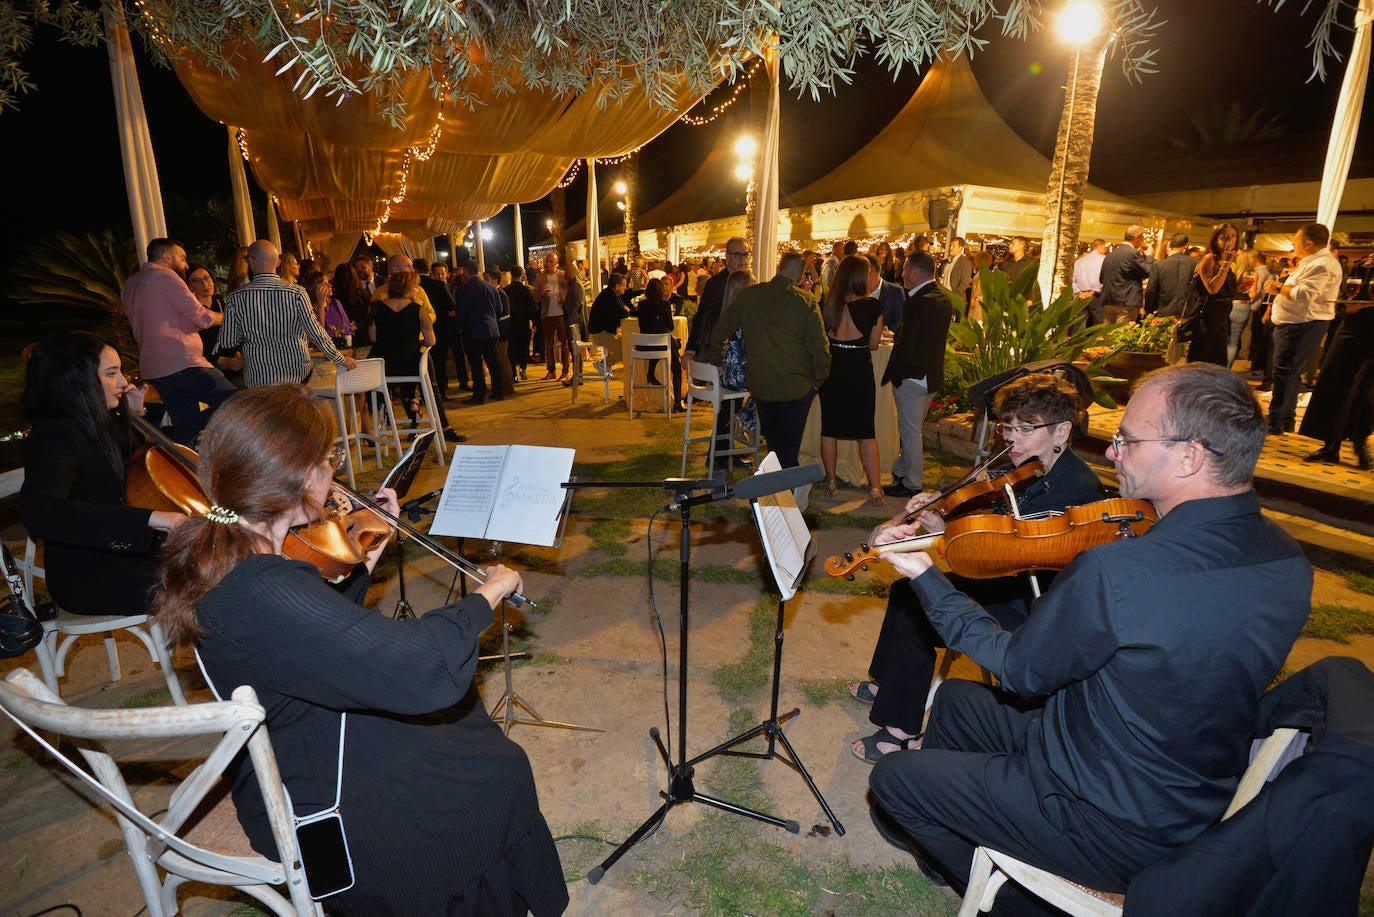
[635,277,685,409]
[152,385,568,916]
[1188,223,1240,367]
[20,332,189,615]
[818,255,885,503]
[369,270,434,423]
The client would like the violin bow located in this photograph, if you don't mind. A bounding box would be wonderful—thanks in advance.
[898,443,1012,525]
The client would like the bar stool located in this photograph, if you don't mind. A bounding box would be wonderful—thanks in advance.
[681,361,756,474]
[626,333,673,418]
[328,358,402,489]
[385,348,449,465]
[569,327,613,404]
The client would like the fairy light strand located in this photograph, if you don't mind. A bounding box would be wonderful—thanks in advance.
[679,60,761,126]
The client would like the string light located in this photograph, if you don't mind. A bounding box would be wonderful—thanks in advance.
[554,158,583,190]
[679,60,761,127]
[370,109,445,235]
[598,146,644,165]
[237,127,251,162]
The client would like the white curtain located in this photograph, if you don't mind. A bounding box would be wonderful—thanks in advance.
[752,51,781,282]
[474,221,486,274]
[1318,0,1373,229]
[104,7,166,261]
[513,204,525,269]
[227,126,255,245]
[586,158,602,295]
[325,233,361,267]
[265,195,282,249]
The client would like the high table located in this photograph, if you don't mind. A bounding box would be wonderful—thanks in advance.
[798,341,897,487]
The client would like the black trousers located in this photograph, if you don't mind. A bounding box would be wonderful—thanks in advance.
[868,575,1031,734]
[432,315,469,391]
[870,680,1168,915]
[464,336,502,398]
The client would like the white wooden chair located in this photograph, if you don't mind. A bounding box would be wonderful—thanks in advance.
[0,668,321,916]
[956,726,1303,917]
[569,326,612,404]
[327,358,402,489]
[626,332,673,418]
[23,538,186,704]
[384,348,448,465]
[680,361,755,474]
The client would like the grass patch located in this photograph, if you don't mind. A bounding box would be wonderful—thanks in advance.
[502,544,559,568]
[527,650,569,665]
[578,557,680,581]
[586,519,631,556]
[712,598,778,702]
[2,751,34,771]
[804,574,891,598]
[816,860,957,916]
[808,509,890,531]
[694,563,764,586]
[1346,572,1374,596]
[120,687,173,709]
[1303,603,1374,643]
[798,676,852,708]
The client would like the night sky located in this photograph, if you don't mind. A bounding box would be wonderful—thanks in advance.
[0,0,1365,270]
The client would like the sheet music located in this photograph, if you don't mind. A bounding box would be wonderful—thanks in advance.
[487,446,574,545]
[430,445,574,545]
[749,453,815,601]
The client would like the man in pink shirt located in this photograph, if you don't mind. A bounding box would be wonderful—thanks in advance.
[121,237,238,444]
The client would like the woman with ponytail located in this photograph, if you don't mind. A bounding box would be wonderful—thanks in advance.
[152,385,567,916]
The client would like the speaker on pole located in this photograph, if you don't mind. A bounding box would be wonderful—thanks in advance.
[927,198,949,230]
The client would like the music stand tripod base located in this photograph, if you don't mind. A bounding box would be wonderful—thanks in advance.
[486,599,602,737]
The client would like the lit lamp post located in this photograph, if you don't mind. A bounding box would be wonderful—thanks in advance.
[1037,0,1109,305]
[735,134,758,267]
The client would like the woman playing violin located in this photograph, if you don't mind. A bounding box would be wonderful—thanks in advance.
[20,332,189,616]
[152,385,568,915]
[848,374,1105,761]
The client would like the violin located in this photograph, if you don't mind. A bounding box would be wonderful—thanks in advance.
[913,457,1046,522]
[825,497,1159,580]
[124,413,392,582]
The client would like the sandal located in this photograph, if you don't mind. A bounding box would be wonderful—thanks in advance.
[848,680,878,704]
[868,488,885,506]
[404,397,421,425]
[826,478,840,497]
[850,726,922,763]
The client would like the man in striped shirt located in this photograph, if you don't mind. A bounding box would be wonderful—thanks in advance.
[219,240,357,387]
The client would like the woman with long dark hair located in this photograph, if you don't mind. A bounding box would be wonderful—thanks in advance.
[152,385,567,915]
[369,270,435,424]
[1188,223,1240,366]
[332,261,373,350]
[818,255,885,502]
[20,332,188,615]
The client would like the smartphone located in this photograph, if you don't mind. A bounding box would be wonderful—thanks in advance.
[295,810,355,899]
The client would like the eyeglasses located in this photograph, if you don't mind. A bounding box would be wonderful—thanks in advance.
[994,421,1058,437]
[188,275,214,285]
[1110,433,1225,458]
[325,446,347,471]
[726,249,750,258]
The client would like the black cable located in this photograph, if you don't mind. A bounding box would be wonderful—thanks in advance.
[21,906,83,917]
[644,504,672,745]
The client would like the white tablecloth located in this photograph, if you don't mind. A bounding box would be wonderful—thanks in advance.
[619,316,689,412]
[799,342,896,486]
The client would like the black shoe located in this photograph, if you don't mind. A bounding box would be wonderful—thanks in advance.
[443,428,467,443]
[463,395,487,406]
[458,382,470,392]
[1355,442,1372,471]
[883,480,920,498]
[1304,446,1340,464]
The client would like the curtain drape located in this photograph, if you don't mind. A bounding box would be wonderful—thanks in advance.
[227,126,255,245]
[265,195,282,249]
[586,159,601,296]
[751,51,781,282]
[513,204,525,269]
[1317,0,1373,229]
[475,221,486,274]
[105,7,166,260]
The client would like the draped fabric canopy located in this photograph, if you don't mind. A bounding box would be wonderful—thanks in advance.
[170,45,710,253]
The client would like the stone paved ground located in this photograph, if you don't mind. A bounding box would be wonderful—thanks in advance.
[2,365,1371,916]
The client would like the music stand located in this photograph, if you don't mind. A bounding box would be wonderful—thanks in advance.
[589,460,826,885]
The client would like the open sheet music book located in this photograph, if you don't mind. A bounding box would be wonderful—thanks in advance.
[378,429,435,501]
[430,445,574,546]
[749,453,816,601]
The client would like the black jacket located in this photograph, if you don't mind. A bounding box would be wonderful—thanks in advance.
[882,282,953,392]
[1100,243,1152,309]
[1145,252,1197,318]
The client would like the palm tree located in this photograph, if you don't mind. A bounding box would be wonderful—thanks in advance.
[621,152,641,269]
[8,230,139,358]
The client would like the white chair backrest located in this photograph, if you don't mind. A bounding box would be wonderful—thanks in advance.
[334,358,387,395]
[0,667,317,915]
[629,332,672,358]
[688,361,721,388]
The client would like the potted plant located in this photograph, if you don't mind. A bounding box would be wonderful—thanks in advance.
[1085,315,1174,404]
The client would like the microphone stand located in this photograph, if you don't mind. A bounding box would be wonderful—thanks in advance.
[390,489,441,621]
[580,473,802,886]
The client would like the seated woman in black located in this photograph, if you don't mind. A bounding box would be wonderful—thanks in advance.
[849,374,1105,760]
[634,277,685,409]
[20,332,188,615]
[152,385,568,915]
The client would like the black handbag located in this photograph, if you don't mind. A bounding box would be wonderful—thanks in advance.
[1174,274,1209,344]
[0,542,43,659]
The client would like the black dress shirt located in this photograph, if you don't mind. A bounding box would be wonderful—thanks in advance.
[913,491,1311,845]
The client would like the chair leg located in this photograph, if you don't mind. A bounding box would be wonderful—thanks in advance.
[681,397,693,475]
[146,621,187,705]
[34,624,60,696]
[958,847,1000,917]
[103,635,122,683]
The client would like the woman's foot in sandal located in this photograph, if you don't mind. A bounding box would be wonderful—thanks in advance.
[868,487,885,505]
[848,680,878,704]
[850,726,921,763]
[826,478,839,497]
[404,397,421,425]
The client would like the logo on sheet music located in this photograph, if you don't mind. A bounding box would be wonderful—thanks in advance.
[500,475,560,508]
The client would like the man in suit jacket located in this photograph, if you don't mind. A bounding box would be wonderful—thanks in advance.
[415,259,468,398]
[866,254,907,330]
[941,236,974,311]
[1145,233,1196,318]
[882,251,954,497]
[1099,225,1154,324]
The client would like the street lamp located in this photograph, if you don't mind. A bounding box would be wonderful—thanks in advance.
[1037,0,1110,305]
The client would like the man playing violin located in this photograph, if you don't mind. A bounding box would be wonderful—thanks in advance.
[868,364,1311,908]
[849,374,1104,761]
